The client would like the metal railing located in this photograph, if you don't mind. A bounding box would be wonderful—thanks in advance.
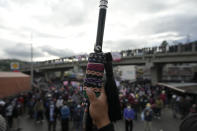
[21,41,197,70]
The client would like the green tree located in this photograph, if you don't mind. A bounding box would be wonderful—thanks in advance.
[160,40,168,47]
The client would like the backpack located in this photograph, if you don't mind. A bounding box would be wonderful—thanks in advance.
[144,109,153,121]
[61,106,70,120]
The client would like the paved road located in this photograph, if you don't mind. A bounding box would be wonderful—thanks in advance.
[115,108,181,131]
[9,108,181,131]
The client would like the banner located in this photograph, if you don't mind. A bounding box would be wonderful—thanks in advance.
[111,52,121,62]
[119,66,136,81]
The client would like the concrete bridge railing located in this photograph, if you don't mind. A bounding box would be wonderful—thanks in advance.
[20,41,197,71]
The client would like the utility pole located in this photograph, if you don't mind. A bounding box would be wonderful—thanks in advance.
[30,33,34,89]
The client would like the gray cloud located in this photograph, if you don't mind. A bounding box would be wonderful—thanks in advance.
[2,41,76,61]
[36,32,66,39]
[0,0,197,61]
[9,0,38,5]
[0,0,9,8]
[21,27,67,39]
[104,39,144,51]
[112,0,172,15]
[0,24,67,39]
[136,13,197,41]
[4,43,44,61]
[153,15,196,32]
[41,46,75,58]
[0,25,11,30]
[112,0,196,15]
[0,25,30,38]
[34,0,88,27]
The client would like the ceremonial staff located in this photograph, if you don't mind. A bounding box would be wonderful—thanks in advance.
[83,0,121,130]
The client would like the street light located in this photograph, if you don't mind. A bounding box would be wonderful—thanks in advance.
[30,33,34,89]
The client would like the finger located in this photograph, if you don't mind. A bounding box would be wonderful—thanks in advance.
[86,88,97,104]
[99,86,107,100]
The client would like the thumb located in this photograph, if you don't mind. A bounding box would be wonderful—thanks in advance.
[86,88,97,104]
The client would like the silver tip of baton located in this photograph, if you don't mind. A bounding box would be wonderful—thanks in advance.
[100,0,108,9]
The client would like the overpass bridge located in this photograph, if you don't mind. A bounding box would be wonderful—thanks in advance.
[20,41,197,85]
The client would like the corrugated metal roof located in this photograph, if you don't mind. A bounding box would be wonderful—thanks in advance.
[158,82,197,94]
[0,72,29,78]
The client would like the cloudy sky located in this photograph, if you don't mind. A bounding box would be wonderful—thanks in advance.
[0,0,197,61]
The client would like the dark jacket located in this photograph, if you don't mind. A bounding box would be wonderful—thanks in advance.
[45,105,58,122]
[98,123,114,131]
[144,108,153,121]
[73,107,83,121]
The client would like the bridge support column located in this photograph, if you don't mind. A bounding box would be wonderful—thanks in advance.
[60,71,65,81]
[45,72,49,82]
[151,64,163,86]
[178,44,182,53]
[192,43,196,52]
[45,71,57,81]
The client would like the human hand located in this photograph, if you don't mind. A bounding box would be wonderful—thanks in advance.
[86,88,110,129]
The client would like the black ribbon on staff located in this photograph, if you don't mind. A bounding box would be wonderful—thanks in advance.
[83,0,121,131]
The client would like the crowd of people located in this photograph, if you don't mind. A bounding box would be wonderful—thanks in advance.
[118,80,196,131]
[0,78,85,131]
[0,78,196,131]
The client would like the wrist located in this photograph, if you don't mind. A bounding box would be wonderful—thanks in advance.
[96,117,111,129]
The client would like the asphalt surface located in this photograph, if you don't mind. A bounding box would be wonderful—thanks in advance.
[8,108,181,131]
